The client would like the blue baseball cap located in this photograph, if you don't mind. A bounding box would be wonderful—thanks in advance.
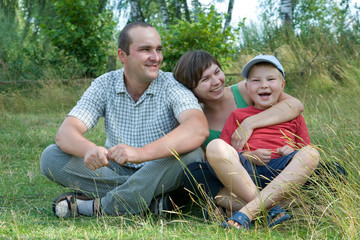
[241,55,285,79]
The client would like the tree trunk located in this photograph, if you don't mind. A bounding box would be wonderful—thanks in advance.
[182,0,191,22]
[281,0,292,25]
[159,0,169,27]
[191,0,201,22]
[0,0,18,20]
[129,0,144,22]
[98,0,107,12]
[21,0,33,41]
[174,0,181,20]
[223,0,235,32]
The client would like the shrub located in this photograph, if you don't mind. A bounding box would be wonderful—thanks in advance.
[40,0,116,77]
[159,6,240,72]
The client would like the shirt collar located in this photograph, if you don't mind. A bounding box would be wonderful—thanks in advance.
[115,69,126,94]
[115,68,161,96]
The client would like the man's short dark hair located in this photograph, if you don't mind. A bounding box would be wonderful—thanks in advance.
[117,22,155,55]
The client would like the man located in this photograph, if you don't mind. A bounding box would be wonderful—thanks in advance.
[41,22,208,218]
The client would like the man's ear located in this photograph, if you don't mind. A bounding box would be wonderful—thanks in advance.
[117,49,127,64]
[245,81,248,90]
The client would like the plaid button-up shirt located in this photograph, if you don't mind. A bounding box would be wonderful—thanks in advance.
[68,69,202,168]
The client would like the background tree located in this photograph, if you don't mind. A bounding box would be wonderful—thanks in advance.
[159,0,169,27]
[113,0,201,24]
[182,0,191,21]
[160,6,240,72]
[218,0,235,33]
[129,0,144,22]
[40,0,115,77]
[0,0,55,80]
[191,0,201,21]
[2,0,358,85]
[281,0,293,26]
[0,0,18,20]
[21,0,55,42]
[0,0,19,80]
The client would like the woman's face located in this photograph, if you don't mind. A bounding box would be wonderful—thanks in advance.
[192,63,225,102]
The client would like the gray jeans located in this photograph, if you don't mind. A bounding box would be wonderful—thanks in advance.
[40,144,203,215]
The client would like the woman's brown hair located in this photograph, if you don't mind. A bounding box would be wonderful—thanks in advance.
[173,50,222,89]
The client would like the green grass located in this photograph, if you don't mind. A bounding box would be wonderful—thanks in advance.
[1,80,359,239]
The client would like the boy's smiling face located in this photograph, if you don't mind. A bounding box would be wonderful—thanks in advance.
[245,64,285,109]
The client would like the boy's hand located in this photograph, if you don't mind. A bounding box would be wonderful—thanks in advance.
[244,149,271,166]
[107,144,144,165]
[231,119,254,151]
[275,145,294,156]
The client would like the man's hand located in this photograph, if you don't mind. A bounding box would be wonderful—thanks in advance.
[84,146,109,170]
[231,118,254,151]
[275,145,294,156]
[107,144,143,165]
[244,149,272,166]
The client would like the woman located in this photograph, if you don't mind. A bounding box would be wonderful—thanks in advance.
[173,51,308,228]
[173,51,304,150]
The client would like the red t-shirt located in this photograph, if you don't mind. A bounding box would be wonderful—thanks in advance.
[220,106,311,158]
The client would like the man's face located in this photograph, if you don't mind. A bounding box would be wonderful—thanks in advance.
[120,27,163,84]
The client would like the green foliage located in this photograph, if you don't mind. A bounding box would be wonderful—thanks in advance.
[0,0,18,20]
[40,0,116,77]
[238,0,360,93]
[159,6,240,72]
[0,0,116,81]
[113,0,192,25]
[0,9,50,81]
[293,0,341,31]
[1,0,359,91]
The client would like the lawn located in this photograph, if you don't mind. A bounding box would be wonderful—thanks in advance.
[0,81,359,239]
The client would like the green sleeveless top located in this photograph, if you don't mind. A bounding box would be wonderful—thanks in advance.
[203,84,248,147]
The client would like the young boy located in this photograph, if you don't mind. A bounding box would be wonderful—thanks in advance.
[206,55,319,229]
[219,55,310,188]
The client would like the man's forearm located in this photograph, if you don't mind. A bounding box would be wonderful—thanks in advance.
[55,116,96,159]
[139,110,209,162]
[56,131,97,159]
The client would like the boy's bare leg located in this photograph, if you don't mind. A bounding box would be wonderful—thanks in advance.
[206,139,259,204]
[230,145,320,228]
[214,187,246,217]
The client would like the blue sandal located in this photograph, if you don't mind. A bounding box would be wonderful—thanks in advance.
[267,205,291,228]
[222,211,251,229]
